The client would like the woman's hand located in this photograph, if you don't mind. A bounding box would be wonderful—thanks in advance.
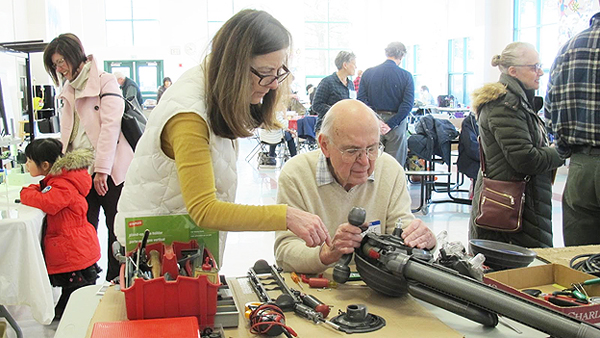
[94,173,109,196]
[286,207,332,247]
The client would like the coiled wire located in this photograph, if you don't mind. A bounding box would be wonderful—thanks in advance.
[570,253,600,277]
[249,303,297,337]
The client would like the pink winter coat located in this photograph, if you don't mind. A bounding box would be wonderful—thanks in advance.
[57,55,134,186]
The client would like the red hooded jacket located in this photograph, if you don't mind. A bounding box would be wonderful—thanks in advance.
[20,149,100,275]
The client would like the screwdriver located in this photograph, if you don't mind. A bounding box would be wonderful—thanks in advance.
[290,272,304,290]
[294,303,340,331]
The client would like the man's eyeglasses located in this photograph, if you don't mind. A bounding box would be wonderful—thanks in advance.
[335,143,384,163]
[250,65,290,86]
[514,63,543,71]
[52,58,66,69]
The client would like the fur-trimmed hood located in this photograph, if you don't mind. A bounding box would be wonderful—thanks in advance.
[471,82,508,114]
[49,148,94,175]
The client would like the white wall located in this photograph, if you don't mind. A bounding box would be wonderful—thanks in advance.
[1,0,599,136]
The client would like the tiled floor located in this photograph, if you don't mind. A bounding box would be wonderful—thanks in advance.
[2,136,567,338]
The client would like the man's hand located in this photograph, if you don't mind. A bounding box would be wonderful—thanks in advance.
[379,120,391,135]
[286,207,332,248]
[401,219,436,249]
[319,223,363,265]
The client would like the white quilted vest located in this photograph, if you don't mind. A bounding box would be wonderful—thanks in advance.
[115,64,238,264]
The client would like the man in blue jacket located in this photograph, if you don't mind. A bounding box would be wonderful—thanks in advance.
[358,41,414,167]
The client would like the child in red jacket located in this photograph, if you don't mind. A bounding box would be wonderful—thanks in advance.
[20,138,101,320]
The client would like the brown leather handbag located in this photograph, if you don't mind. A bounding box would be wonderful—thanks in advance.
[475,140,528,232]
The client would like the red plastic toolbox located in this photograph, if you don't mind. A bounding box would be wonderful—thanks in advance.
[91,316,199,338]
[119,241,220,329]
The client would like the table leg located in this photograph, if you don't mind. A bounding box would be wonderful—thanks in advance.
[0,305,23,338]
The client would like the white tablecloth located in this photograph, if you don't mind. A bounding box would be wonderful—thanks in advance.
[0,182,52,324]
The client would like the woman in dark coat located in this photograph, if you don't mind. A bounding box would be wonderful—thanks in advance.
[469,42,563,248]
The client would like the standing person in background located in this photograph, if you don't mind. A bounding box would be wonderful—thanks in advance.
[358,42,414,167]
[115,9,331,260]
[469,42,562,248]
[546,8,600,246]
[43,33,134,282]
[114,72,144,106]
[354,69,363,93]
[312,51,357,131]
[20,139,100,320]
[156,76,172,104]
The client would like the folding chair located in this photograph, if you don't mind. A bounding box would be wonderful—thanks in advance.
[257,128,289,168]
[296,115,318,153]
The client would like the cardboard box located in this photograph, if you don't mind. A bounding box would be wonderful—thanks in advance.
[484,264,600,324]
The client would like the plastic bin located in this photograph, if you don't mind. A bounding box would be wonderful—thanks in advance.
[120,241,220,329]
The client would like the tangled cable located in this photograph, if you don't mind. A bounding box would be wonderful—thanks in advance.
[249,303,297,337]
[570,253,600,277]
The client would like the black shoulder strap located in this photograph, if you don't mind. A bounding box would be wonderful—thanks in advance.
[478,136,486,175]
[100,92,124,100]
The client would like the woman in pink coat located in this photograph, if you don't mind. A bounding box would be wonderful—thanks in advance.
[43,33,134,282]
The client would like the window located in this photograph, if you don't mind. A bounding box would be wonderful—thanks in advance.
[105,0,160,47]
[104,60,164,103]
[403,45,422,97]
[448,37,474,107]
[513,0,559,96]
[304,0,352,87]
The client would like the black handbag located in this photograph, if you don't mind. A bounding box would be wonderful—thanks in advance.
[474,139,528,232]
[99,93,147,150]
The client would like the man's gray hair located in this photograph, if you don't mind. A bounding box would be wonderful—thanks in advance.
[334,51,356,70]
[385,42,407,59]
[319,102,380,142]
[113,72,125,80]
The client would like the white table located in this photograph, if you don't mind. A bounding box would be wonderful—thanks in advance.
[0,181,53,325]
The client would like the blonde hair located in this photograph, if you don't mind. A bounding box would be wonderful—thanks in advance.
[491,42,536,74]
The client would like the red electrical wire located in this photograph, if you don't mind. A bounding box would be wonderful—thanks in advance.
[249,303,297,337]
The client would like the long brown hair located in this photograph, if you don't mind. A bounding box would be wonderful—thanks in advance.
[206,9,292,139]
[43,33,87,86]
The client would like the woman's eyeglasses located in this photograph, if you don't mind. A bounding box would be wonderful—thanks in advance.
[52,59,66,69]
[250,65,290,86]
[514,63,543,72]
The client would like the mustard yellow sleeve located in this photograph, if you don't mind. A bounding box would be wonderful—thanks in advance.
[162,113,287,231]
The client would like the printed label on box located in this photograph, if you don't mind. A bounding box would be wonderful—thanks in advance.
[125,214,220,265]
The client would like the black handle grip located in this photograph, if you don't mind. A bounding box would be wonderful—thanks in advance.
[333,207,366,284]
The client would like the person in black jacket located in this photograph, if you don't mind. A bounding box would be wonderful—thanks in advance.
[457,113,480,181]
[114,72,143,106]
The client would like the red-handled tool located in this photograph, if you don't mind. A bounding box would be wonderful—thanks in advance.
[300,274,337,288]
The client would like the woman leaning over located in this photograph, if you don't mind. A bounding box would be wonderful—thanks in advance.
[43,34,134,281]
[115,9,330,260]
[469,42,563,248]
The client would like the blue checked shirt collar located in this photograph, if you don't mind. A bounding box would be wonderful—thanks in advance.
[316,151,375,187]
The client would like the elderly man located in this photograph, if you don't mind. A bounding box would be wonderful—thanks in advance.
[114,72,143,106]
[274,100,436,273]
